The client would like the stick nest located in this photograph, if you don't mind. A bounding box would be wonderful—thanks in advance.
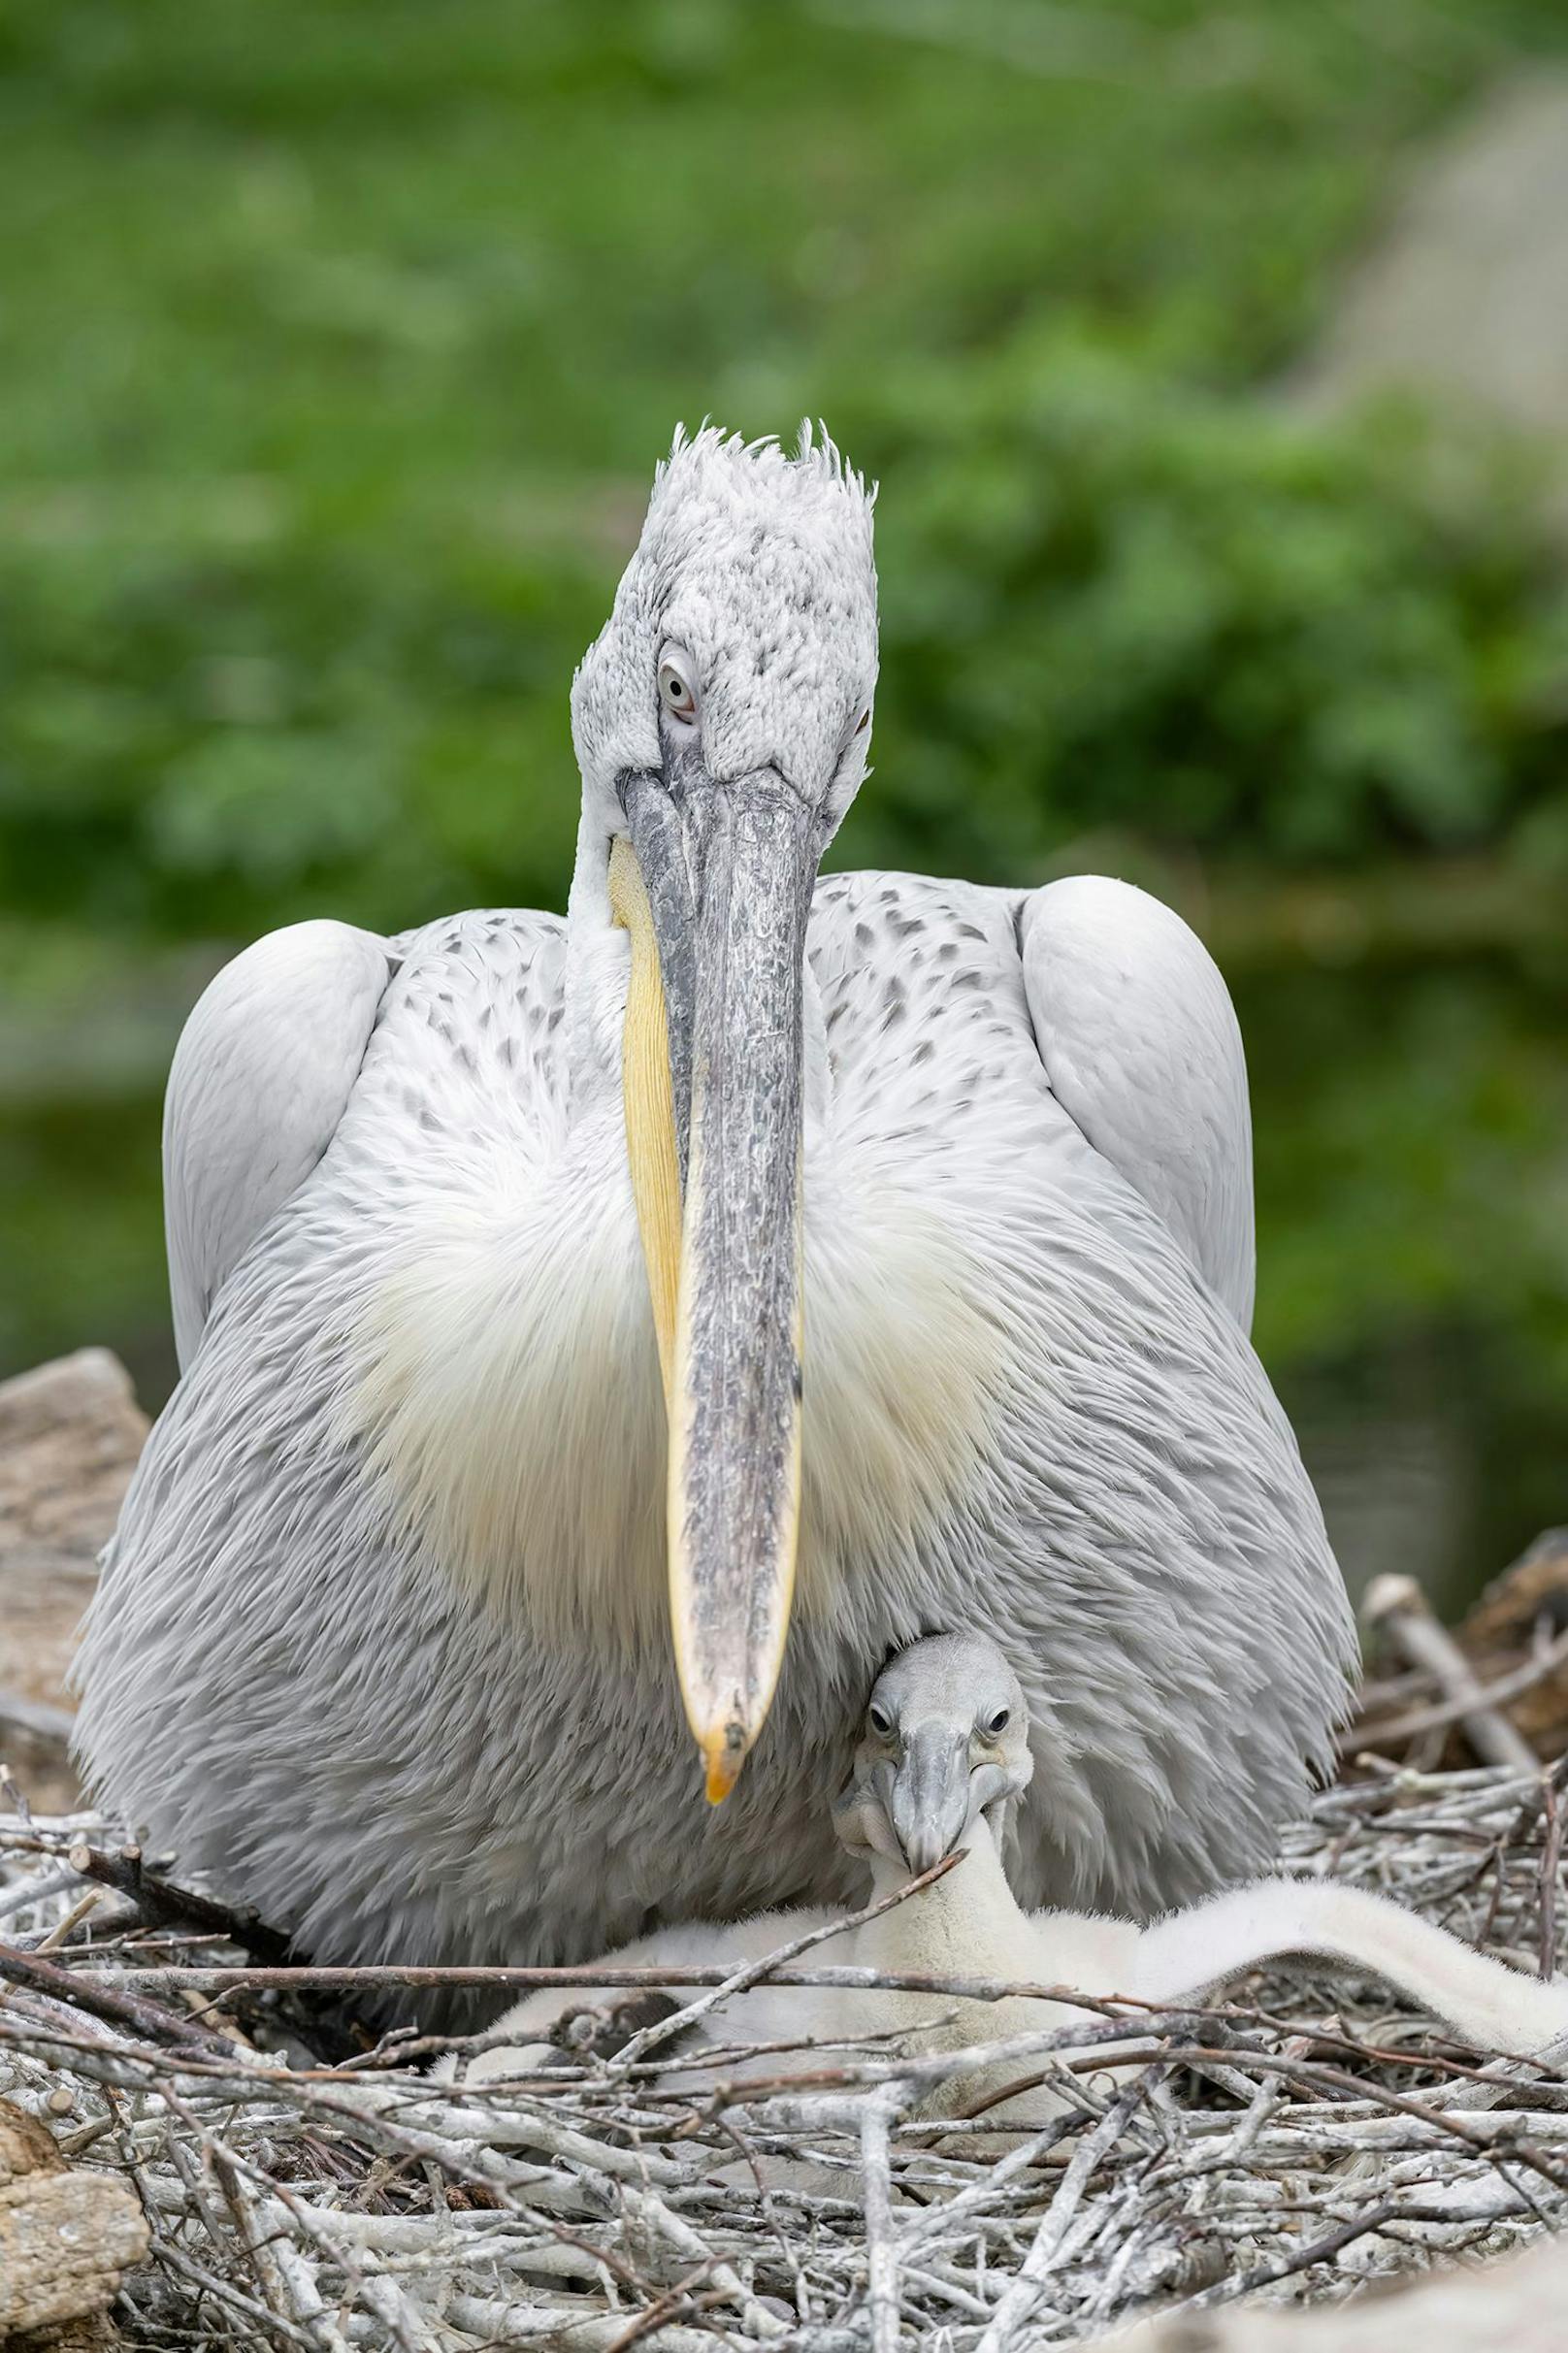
[3,1761,1568,2353]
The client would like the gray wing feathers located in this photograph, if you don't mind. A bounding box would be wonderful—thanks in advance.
[164,920,392,1369]
[1019,875,1256,1329]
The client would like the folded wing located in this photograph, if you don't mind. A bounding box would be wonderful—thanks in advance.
[1018,874,1255,1328]
[163,920,394,1368]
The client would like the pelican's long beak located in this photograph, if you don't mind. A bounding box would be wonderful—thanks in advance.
[615,766,819,1802]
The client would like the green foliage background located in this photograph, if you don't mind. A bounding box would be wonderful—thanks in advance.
[1,0,1566,1601]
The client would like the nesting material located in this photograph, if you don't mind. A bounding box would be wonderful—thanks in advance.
[1355,1534,1568,1769]
[2,1763,1567,2352]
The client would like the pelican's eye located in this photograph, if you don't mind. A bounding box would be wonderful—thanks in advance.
[866,1701,894,1740]
[658,658,698,724]
[983,1706,1011,1739]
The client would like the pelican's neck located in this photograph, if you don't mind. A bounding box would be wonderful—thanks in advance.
[560,800,833,1135]
[563,806,626,1114]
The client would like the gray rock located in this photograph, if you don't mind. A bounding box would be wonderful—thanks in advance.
[0,1349,147,1805]
[1114,2225,1568,2352]
[1290,71,1568,438]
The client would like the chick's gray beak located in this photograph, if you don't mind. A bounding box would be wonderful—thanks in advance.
[891,1722,974,1875]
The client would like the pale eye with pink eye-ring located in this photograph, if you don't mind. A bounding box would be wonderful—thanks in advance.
[658,657,698,724]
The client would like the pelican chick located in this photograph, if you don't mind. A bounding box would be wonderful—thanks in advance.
[462,1634,1568,2111]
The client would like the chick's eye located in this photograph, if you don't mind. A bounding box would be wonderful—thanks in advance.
[867,1703,893,1739]
[659,662,698,721]
[984,1707,1011,1739]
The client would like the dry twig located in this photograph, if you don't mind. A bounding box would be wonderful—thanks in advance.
[4,1763,1568,2352]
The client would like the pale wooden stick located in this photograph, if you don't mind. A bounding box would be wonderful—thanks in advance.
[861,2081,910,2353]
[1356,1623,1568,1750]
[1364,1574,1540,1775]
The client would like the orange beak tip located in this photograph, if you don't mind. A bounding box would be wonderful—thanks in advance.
[702,1724,748,1807]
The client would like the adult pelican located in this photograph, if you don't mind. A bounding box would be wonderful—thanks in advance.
[77,426,1355,1982]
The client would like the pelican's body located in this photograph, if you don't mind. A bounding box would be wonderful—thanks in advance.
[77,429,1355,1983]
